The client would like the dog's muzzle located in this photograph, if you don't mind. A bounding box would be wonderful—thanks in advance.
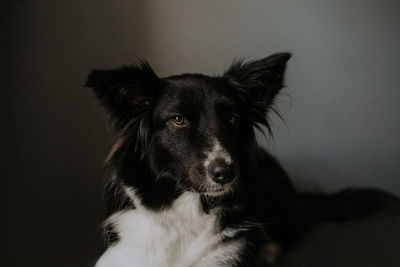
[208,158,235,185]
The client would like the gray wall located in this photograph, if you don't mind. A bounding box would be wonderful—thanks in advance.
[137,0,400,194]
[3,1,399,266]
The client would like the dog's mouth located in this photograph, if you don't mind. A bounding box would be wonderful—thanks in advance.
[202,188,226,197]
[199,179,237,197]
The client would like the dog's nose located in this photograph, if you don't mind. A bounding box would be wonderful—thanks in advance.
[209,158,235,184]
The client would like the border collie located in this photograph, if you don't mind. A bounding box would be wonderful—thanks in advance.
[86,53,399,267]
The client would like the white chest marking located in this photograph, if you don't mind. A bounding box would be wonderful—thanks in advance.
[95,192,244,267]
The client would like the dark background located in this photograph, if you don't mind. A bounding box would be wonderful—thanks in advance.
[3,1,400,266]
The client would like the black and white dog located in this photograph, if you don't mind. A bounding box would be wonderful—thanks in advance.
[86,53,399,267]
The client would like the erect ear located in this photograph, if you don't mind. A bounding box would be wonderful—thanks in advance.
[223,53,291,130]
[224,52,291,107]
[85,61,161,129]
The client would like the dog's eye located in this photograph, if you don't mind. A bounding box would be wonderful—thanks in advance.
[171,115,186,126]
[228,114,239,124]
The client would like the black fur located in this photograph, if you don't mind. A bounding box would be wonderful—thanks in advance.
[86,53,400,266]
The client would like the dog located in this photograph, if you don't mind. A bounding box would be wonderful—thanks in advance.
[86,53,399,266]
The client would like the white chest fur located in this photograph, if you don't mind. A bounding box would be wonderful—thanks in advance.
[95,192,243,267]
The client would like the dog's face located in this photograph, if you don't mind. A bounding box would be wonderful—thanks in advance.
[86,53,290,197]
[150,75,242,196]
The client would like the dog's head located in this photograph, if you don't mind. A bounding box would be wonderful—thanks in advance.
[86,53,290,198]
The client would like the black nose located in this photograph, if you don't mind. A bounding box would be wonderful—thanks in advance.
[209,158,235,185]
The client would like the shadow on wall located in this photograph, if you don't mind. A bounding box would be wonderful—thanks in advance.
[3,1,152,267]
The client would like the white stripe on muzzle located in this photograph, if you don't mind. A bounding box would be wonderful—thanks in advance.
[203,139,232,169]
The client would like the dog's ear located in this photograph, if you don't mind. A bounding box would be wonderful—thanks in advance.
[224,53,291,106]
[85,61,161,129]
[224,53,291,129]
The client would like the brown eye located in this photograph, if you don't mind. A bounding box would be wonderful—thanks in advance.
[229,114,238,124]
[171,115,185,126]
